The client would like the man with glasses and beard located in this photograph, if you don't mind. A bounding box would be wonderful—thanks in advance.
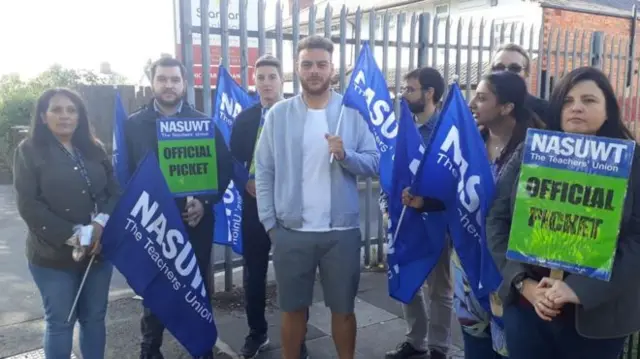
[380,67,452,359]
[491,43,549,122]
[254,35,378,359]
[124,57,233,359]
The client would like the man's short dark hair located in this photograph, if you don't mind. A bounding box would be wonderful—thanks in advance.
[255,54,283,77]
[297,35,334,55]
[404,67,445,104]
[495,43,531,74]
[150,57,186,80]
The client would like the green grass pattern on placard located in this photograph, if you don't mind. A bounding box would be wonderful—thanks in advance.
[507,164,627,273]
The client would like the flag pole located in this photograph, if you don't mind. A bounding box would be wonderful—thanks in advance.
[66,254,96,323]
[391,205,408,245]
[392,76,459,247]
[329,105,345,163]
[187,59,225,216]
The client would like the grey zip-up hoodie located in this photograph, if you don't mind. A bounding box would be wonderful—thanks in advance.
[254,91,379,232]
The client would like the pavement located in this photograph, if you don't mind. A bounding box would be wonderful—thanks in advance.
[0,181,466,359]
[1,267,464,359]
[0,182,384,329]
[210,268,465,359]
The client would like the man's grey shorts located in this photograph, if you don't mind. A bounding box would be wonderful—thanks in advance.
[272,226,361,314]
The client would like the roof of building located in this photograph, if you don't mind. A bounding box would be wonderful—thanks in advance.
[578,0,636,11]
[275,0,424,31]
[540,0,636,17]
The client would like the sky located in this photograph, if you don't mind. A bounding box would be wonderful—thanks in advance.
[0,0,190,83]
[0,0,284,84]
[0,0,538,84]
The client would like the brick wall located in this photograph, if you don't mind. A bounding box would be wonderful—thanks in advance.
[537,6,640,133]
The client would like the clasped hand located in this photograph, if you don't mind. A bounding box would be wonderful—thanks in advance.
[67,222,104,261]
[521,278,580,321]
[182,198,204,227]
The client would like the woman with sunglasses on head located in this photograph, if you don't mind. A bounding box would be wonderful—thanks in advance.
[402,70,545,358]
[486,66,640,359]
[13,88,120,359]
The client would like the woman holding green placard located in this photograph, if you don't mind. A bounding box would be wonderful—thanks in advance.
[402,70,545,359]
[487,66,640,359]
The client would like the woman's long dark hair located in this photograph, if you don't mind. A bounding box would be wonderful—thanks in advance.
[29,88,104,160]
[547,66,634,140]
[480,71,545,167]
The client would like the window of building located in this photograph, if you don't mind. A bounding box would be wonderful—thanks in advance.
[435,4,449,18]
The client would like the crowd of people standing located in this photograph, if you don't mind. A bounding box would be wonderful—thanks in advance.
[12,33,640,359]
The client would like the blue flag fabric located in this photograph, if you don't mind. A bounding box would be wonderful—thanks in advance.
[412,84,501,307]
[212,66,258,147]
[342,42,397,195]
[211,66,258,255]
[101,152,217,357]
[387,99,447,304]
[112,92,129,187]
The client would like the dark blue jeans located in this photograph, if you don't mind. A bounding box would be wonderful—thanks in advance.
[29,260,113,359]
[462,330,506,359]
[503,302,626,359]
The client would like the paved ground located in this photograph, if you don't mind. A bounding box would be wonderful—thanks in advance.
[0,182,465,359]
[1,269,463,359]
[0,185,131,329]
[0,182,382,328]
[211,270,464,359]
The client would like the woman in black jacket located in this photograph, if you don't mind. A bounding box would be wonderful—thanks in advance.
[486,66,640,359]
[14,88,120,359]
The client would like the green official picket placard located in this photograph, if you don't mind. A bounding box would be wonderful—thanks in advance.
[156,118,218,197]
[506,129,635,281]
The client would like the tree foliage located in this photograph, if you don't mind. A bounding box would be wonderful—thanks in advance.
[0,64,128,172]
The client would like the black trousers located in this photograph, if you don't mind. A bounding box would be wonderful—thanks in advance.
[502,301,626,359]
[242,208,272,336]
[140,214,214,353]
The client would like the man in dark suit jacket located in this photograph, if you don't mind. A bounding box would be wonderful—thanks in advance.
[124,57,233,359]
[491,43,549,123]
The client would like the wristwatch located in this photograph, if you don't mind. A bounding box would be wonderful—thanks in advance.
[513,273,527,293]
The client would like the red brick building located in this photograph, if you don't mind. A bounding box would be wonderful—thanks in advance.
[535,0,640,129]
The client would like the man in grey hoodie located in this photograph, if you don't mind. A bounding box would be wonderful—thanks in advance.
[254,35,379,359]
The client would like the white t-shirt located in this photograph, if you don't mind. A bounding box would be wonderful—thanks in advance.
[297,109,333,232]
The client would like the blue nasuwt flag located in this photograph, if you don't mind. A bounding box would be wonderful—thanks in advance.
[387,99,447,304]
[101,152,217,357]
[212,65,259,148]
[342,41,397,195]
[112,92,129,186]
[412,83,501,308]
[212,65,258,255]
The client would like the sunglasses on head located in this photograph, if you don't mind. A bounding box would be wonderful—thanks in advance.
[491,63,524,73]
